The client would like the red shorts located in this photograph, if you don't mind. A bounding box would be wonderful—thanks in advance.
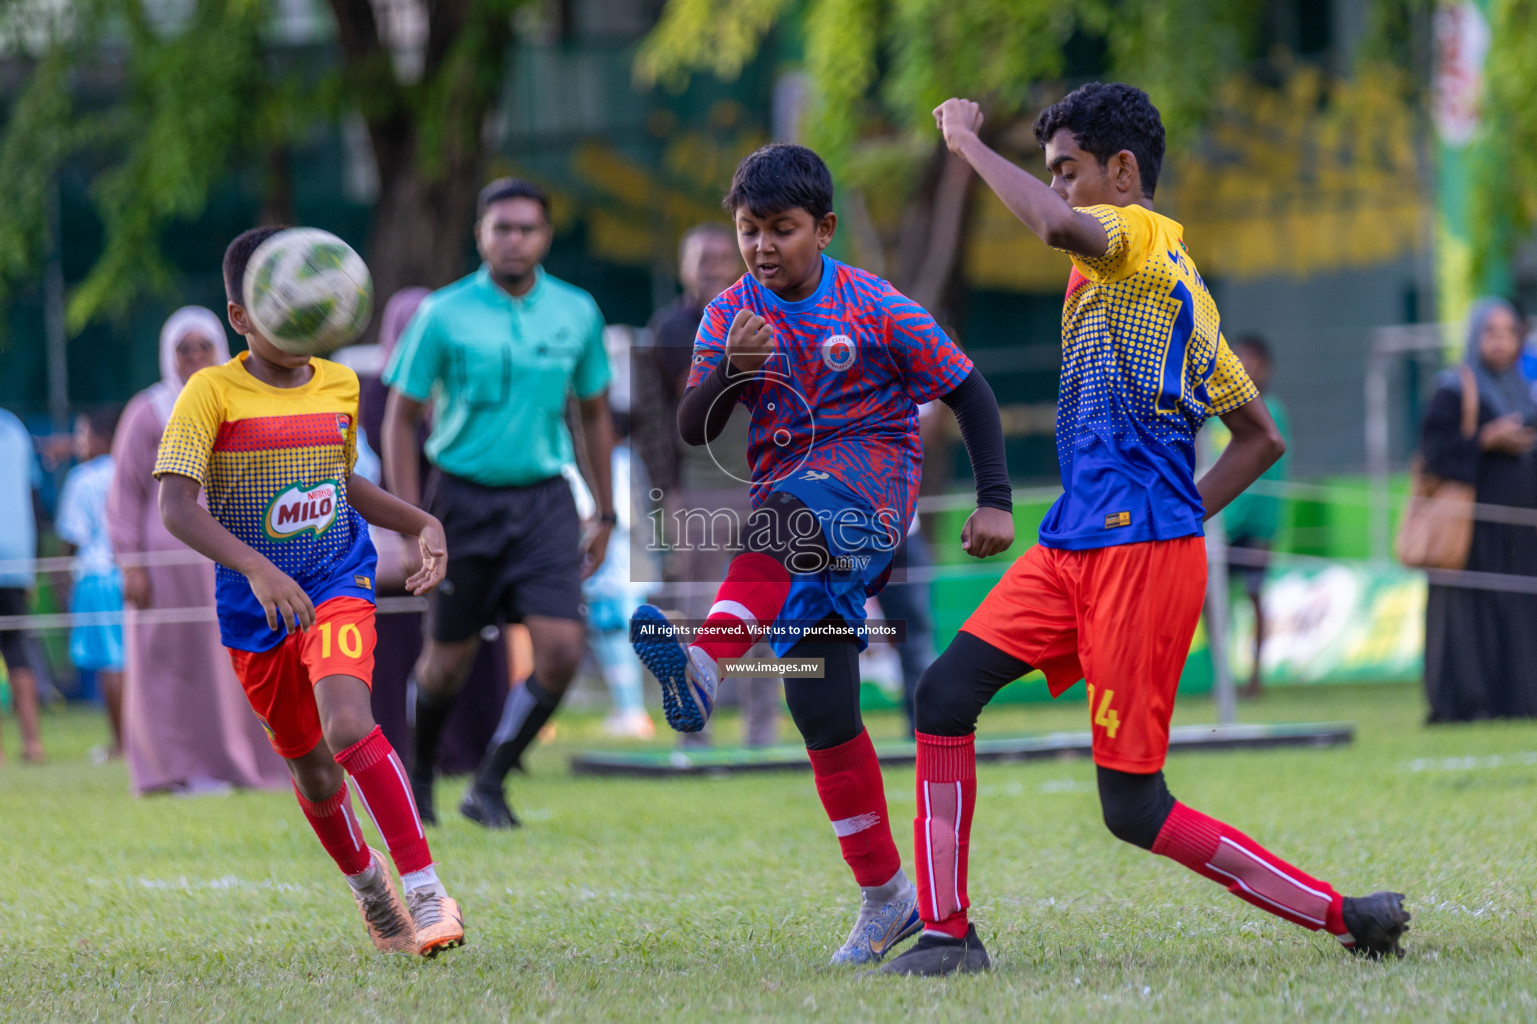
[961,537,1206,773]
[227,596,377,759]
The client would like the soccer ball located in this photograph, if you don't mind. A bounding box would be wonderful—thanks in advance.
[243,228,374,355]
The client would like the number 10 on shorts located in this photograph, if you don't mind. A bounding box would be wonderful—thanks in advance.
[316,620,366,660]
[1085,684,1120,738]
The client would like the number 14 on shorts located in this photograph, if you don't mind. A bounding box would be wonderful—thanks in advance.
[1085,684,1120,738]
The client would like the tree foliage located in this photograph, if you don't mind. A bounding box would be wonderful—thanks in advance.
[639,0,1267,169]
[1473,0,1537,287]
[0,0,532,334]
[638,0,1268,312]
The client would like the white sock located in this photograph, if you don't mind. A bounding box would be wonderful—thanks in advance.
[401,865,443,895]
[861,868,907,903]
[345,859,381,893]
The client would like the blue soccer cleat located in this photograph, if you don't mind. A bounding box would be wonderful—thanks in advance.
[831,870,922,966]
[629,604,717,733]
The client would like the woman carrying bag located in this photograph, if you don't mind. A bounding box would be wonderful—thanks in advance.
[1416,298,1537,722]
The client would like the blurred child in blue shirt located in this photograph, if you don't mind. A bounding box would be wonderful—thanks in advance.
[57,404,125,758]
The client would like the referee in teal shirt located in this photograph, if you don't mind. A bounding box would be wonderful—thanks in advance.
[382,178,615,830]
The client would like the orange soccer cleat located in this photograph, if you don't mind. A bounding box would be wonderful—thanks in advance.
[350,848,417,954]
[408,888,466,957]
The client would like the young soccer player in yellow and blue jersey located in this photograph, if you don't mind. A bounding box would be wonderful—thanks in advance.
[155,227,464,958]
[877,84,1410,976]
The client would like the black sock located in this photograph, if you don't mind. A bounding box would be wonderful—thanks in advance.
[411,677,456,780]
[474,677,562,791]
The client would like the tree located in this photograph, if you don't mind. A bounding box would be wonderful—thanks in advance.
[0,0,534,334]
[636,0,1266,319]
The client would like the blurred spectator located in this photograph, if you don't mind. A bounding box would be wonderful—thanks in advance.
[358,287,511,775]
[58,404,126,759]
[1421,298,1537,722]
[637,222,780,748]
[1222,334,1289,698]
[635,223,739,500]
[0,405,45,764]
[107,306,287,794]
[578,327,656,738]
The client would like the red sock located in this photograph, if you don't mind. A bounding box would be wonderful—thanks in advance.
[806,729,901,888]
[691,552,792,663]
[913,732,976,939]
[1153,801,1348,938]
[294,782,371,877]
[335,726,433,876]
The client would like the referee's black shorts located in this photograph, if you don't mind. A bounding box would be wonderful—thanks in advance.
[423,470,584,643]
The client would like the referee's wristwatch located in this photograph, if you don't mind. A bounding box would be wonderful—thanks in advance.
[597,510,618,526]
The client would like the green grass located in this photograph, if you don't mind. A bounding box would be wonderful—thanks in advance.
[5,683,1537,1022]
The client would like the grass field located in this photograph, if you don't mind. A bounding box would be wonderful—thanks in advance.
[4,681,1537,1022]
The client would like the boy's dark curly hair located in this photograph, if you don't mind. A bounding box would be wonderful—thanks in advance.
[723,144,834,221]
[1033,83,1165,198]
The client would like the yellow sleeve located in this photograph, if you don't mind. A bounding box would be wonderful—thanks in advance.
[1068,204,1157,283]
[1206,334,1260,416]
[153,372,223,484]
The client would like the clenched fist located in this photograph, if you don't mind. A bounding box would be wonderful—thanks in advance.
[933,98,984,156]
[725,308,776,374]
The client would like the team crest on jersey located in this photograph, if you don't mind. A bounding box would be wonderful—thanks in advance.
[335,414,350,439]
[264,480,342,540]
[821,334,857,371]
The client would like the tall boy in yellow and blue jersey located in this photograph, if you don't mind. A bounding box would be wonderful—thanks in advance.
[155,227,464,958]
[878,84,1410,976]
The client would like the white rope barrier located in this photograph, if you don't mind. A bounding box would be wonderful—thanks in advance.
[0,595,427,632]
[5,476,1535,632]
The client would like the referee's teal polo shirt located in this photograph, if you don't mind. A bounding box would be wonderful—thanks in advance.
[384,265,610,487]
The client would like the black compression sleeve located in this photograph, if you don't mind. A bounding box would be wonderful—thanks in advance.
[676,358,747,446]
[938,368,1012,512]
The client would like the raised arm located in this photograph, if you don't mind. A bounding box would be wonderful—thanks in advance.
[1199,397,1286,520]
[158,472,315,631]
[933,98,1108,258]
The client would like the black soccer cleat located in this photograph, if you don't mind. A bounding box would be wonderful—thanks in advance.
[411,770,438,827]
[874,924,991,977]
[1342,891,1410,959]
[458,784,520,830]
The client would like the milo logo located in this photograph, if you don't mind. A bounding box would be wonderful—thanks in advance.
[264,480,342,540]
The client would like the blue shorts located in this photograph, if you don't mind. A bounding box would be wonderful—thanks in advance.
[765,473,901,656]
[70,571,124,672]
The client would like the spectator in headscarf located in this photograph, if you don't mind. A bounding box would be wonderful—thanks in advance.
[1421,297,1537,722]
[106,306,288,793]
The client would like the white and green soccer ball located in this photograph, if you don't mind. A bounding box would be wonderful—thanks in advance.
[243,228,374,355]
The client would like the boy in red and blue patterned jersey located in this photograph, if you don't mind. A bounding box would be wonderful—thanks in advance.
[631,143,1015,967]
[155,227,464,958]
[875,84,1409,977]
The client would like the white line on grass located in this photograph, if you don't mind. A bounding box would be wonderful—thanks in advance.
[127,876,307,893]
[1404,752,1537,772]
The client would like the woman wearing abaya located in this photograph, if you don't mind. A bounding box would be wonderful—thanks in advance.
[1421,297,1537,722]
[106,307,289,793]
